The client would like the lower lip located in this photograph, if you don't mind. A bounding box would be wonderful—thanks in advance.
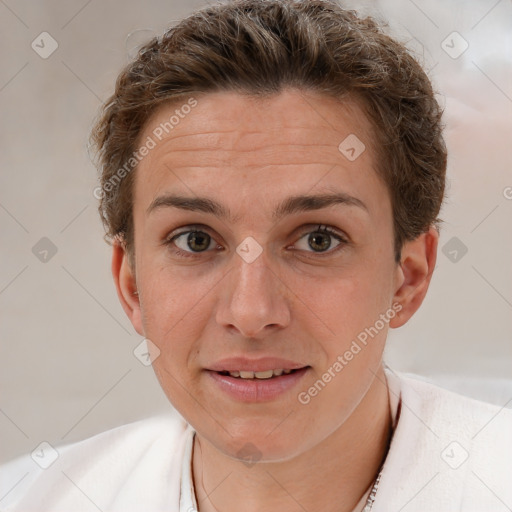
[206,368,309,403]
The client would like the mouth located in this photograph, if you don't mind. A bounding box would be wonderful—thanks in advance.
[216,368,301,379]
[206,365,310,402]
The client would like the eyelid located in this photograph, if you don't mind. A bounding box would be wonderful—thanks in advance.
[164,224,216,242]
[297,224,348,242]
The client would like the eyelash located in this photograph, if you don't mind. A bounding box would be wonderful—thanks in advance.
[163,224,349,260]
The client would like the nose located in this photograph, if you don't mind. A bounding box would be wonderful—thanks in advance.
[216,249,290,339]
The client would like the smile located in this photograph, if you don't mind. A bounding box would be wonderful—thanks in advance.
[218,369,296,379]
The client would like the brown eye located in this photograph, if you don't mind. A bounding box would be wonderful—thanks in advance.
[294,225,346,254]
[174,230,213,253]
[308,232,332,252]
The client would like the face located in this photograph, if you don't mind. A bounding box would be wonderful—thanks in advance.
[115,89,417,462]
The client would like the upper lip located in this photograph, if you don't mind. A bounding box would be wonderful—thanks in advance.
[207,357,308,373]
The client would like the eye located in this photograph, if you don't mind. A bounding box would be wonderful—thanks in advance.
[293,225,348,255]
[165,227,219,258]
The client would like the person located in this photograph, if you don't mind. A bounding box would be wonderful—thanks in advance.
[3,1,512,511]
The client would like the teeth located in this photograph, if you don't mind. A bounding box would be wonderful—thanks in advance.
[227,369,294,379]
[254,370,274,379]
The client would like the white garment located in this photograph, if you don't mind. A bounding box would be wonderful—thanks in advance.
[2,368,511,512]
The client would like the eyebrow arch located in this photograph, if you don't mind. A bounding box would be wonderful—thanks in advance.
[146,192,368,222]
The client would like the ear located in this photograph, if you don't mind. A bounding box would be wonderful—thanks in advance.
[389,226,438,328]
[111,239,144,336]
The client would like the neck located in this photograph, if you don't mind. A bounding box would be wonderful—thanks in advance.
[192,365,392,512]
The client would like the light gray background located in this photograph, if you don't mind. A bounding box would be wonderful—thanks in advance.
[1,0,511,469]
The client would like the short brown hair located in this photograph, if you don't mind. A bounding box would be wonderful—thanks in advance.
[90,0,447,265]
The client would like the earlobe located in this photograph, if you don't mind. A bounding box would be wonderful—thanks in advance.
[389,227,438,328]
[111,239,144,336]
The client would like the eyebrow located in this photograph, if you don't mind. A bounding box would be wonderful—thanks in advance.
[146,192,368,222]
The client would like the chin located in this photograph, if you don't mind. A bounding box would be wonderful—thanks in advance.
[202,419,315,465]
[223,435,306,465]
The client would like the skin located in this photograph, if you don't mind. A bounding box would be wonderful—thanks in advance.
[112,89,438,512]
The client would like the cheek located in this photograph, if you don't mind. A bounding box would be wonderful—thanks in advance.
[138,260,207,326]
[137,268,203,366]
[299,262,392,337]
[299,272,391,405]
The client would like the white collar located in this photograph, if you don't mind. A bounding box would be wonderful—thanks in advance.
[179,423,198,512]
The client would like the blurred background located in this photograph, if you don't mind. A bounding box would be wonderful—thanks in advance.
[0,0,511,476]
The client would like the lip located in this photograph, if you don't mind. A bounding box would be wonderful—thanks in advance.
[206,357,308,373]
[206,365,310,403]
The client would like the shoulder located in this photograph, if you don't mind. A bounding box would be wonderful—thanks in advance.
[398,370,512,433]
[0,413,192,512]
[396,370,512,468]
[376,369,512,512]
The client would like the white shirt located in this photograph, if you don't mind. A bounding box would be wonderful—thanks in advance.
[2,367,512,512]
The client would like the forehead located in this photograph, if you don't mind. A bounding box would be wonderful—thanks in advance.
[132,89,387,220]
[139,89,375,156]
